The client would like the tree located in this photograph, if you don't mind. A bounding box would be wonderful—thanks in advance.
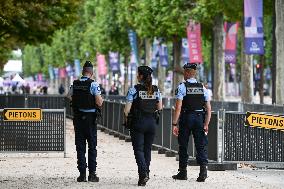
[275,0,284,105]
[0,0,81,69]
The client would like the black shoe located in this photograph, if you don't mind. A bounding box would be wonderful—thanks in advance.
[88,172,99,182]
[172,169,187,180]
[145,171,150,181]
[196,165,207,182]
[138,175,148,186]
[77,172,87,182]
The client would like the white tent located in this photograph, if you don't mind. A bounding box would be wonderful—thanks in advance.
[12,73,25,83]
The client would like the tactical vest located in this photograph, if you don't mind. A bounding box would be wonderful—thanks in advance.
[130,84,158,114]
[72,78,96,109]
[181,82,205,111]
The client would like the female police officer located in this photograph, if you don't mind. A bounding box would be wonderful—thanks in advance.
[124,66,162,186]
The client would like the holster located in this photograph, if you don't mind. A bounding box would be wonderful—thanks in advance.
[154,110,161,125]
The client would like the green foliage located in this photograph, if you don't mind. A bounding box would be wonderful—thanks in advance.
[0,0,81,70]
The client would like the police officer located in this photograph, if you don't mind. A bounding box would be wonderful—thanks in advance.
[68,61,103,182]
[124,66,162,186]
[172,63,211,182]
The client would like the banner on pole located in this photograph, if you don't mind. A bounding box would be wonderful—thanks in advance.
[187,20,203,63]
[244,0,264,54]
[225,22,239,63]
[48,65,54,80]
[159,44,169,67]
[74,59,81,77]
[151,38,160,69]
[109,52,120,73]
[59,68,67,78]
[128,30,139,66]
[53,68,59,79]
[97,54,107,76]
[181,38,190,64]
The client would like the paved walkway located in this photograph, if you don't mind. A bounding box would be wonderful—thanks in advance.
[0,119,283,189]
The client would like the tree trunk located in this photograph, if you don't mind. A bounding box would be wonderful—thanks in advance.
[259,55,265,104]
[239,23,254,103]
[145,38,152,66]
[172,36,183,96]
[158,64,165,93]
[272,4,277,104]
[275,0,284,105]
[241,54,254,103]
[213,15,225,101]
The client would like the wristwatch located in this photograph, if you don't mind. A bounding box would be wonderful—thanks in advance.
[172,123,177,126]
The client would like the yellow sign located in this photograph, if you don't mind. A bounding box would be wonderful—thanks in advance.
[245,112,284,130]
[3,108,42,121]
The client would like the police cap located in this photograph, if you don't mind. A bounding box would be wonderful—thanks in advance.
[183,63,197,70]
[83,61,93,68]
[138,66,153,75]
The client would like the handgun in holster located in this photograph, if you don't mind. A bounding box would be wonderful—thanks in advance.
[154,110,161,125]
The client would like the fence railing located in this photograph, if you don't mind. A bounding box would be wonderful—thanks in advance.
[99,95,284,114]
[97,100,219,161]
[0,94,65,109]
[1,95,283,162]
[223,111,284,162]
[0,109,66,157]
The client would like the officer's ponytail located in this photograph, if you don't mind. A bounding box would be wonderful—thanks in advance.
[144,74,153,95]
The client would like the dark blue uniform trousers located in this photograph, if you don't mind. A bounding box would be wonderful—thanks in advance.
[73,112,97,174]
[131,116,156,176]
[178,112,208,168]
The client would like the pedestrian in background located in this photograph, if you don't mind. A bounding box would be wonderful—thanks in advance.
[68,61,103,182]
[172,63,211,182]
[124,66,162,186]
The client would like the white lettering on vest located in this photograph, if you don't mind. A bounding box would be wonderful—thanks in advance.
[186,87,204,94]
[139,91,158,99]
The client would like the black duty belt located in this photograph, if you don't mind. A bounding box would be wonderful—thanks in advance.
[182,109,204,114]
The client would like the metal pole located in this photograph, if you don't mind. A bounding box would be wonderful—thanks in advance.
[221,109,226,163]
[112,102,115,131]
[170,108,172,150]
[217,110,221,163]
[64,108,67,158]
[161,108,164,147]
[117,102,121,133]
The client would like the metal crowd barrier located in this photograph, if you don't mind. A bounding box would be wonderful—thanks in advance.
[223,111,284,162]
[0,109,66,157]
[97,100,219,161]
[0,94,65,109]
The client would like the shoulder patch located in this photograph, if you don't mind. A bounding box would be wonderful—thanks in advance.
[128,87,137,95]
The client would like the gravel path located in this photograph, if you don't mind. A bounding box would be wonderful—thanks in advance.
[0,119,283,189]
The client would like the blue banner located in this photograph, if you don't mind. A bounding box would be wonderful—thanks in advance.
[109,52,120,73]
[159,44,169,67]
[48,65,54,80]
[128,30,139,65]
[244,0,264,54]
[151,38,160,69]
[181,38,190,64]
[74,59,81,77]
[53,68,59,79]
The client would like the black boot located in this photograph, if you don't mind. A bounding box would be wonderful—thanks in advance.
[138,174,148,186]
[77,172,87,182]
[88,172,99,182]
[172,168,187,180]
[145,170,150,181]
[196,165,207,182]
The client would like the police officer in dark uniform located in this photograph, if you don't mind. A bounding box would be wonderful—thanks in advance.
[68,61,103,182]
[124,66,162,186]
[172,63,211,182]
